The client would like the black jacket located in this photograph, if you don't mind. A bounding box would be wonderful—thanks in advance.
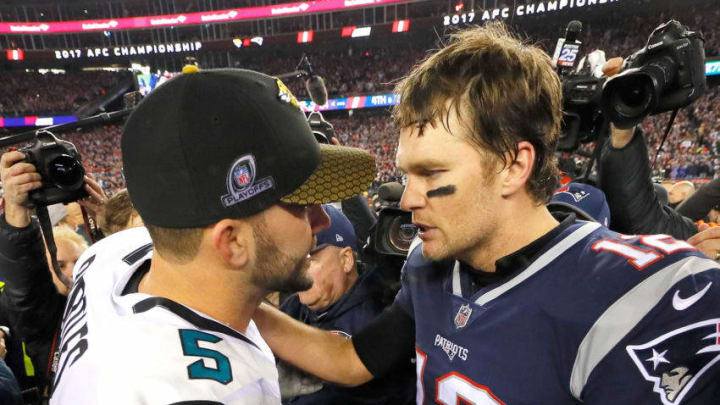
[0,215,66,391]
[676,177,720,221]
[281,266,415,405]
[600,130,697,239]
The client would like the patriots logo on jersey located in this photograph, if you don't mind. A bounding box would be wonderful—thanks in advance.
[454,304,472,329]
[626,319,720,405]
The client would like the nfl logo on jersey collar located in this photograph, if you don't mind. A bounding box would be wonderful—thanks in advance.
[454,304,472,329]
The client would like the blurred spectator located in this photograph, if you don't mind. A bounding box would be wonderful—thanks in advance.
[45,225,88,296]
[668,180,696,208]
[99,188,142,236]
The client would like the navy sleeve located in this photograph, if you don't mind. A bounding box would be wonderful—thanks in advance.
[352,303,415,378]
[578,257,720,404]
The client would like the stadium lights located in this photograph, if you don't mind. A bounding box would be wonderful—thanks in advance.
[392,19,410,33]
[232,36,264,48]
[341,26,372,38]
[6,49,24,61]
[297,30,314,43]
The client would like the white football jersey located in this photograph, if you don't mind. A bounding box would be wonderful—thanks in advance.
[49,226,281,405]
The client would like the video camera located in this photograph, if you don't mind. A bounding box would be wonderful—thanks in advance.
[557,19,706,151]
[368,181,418,257]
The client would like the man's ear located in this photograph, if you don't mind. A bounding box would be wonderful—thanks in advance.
[501,140,535,198]
[211,219,250,269]
[339,246,355,273]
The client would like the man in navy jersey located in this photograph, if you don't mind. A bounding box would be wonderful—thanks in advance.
[254,23,720,404]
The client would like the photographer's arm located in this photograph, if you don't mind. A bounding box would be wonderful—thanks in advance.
[599,125,697,239]
[0,151,66,386]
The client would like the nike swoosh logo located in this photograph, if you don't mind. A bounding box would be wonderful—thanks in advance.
[672,282,712,311]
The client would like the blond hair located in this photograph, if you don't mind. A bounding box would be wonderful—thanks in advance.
[52,225,88,249]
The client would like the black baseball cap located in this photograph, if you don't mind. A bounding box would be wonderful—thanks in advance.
[122,67,376,228]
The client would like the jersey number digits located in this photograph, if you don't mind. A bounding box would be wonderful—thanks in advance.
[416,349,505,405]
[179,329,233,385]
[592,234,695,271]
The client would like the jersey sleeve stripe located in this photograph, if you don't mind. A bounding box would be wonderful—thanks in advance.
[475,222,601,306]
[569,256,719,399]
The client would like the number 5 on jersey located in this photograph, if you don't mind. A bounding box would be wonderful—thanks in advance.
[179,329,233,384]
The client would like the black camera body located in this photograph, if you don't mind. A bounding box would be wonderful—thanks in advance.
[20,131,88,207]
[560,74,606,151]
[307,111,333,144]
[601,20,706,128]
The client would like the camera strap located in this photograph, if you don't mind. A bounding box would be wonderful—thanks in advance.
[80,205,102,244]
[36,205,72,287]
[651,108,679,171]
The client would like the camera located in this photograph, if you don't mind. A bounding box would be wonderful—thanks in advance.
[601,20,706,129]
[369,182,418,257]
[558,20,706,151]
[20,130,88,207]
[308,111,333,144]
[560,74,606,151]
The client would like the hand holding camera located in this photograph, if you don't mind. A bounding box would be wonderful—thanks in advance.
[0,151,42,228]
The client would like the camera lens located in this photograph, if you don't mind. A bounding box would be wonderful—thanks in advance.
[601,56,678,128]
[612,79,654,117]
[47,154,85,190]
[388,214,418,252]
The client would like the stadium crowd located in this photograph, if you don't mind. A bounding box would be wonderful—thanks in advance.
[0,71,121,116]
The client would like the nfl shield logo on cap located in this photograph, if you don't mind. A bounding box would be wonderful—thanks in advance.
[454,304,473,329]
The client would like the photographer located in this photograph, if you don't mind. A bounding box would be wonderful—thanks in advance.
[598,58,699,240]
[0,150,106,395]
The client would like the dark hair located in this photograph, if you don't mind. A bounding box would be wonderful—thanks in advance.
[145,224,204,264]
[393,22,561,203]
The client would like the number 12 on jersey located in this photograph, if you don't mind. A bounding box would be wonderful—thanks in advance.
[592,234,695,271]
[416,348,505,405]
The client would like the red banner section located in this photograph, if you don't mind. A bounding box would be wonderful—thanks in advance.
[0,0,411,34]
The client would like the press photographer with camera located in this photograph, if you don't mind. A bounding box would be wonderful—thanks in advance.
[0,150,107,399]
[596,19,706,240]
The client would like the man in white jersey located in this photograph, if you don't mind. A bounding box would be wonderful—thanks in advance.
[49,66,376,404]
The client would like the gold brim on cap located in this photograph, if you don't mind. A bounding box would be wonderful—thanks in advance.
[280,144,376,204]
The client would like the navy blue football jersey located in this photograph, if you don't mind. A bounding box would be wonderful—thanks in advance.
[394,220,720,405]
